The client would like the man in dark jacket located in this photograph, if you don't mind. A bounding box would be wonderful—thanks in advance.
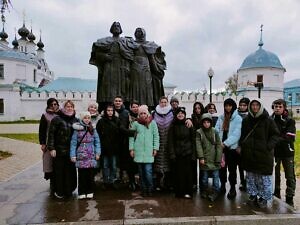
[271,99,296,207]
[240,99,279,208]
[113,96,136,190]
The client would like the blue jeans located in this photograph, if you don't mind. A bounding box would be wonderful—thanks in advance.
[137,163,153,192]
[103,155,117,184]
[201,170,220,192]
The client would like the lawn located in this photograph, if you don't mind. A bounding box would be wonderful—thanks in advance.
[294,131,300,176]
[0,133,39,144]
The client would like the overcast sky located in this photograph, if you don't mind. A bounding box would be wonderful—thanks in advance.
[3,0,300,91]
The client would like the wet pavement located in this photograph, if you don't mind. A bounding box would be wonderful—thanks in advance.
[0,162,300,225]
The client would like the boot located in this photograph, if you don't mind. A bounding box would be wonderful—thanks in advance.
[286,196,294,207]
[273,189,281,199]
[227,186,237,200]
[208,191,219,202]
[257,197,267,208]
[220,183,226,195]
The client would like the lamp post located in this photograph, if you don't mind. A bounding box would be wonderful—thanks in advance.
[207,67,214,103]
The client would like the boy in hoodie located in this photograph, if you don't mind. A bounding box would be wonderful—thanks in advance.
[196,113,222,201]
[70,112,101,199]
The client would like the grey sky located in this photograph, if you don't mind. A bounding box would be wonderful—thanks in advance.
[4,0,300,91]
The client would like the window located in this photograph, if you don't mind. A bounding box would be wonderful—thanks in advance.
[0,99,3,114]
[0,64,4,79]
[296,109,300,114]
[33,69,37,83]
[296,93,300,103]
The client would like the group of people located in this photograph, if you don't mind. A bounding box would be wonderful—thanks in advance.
[39,95,296,209]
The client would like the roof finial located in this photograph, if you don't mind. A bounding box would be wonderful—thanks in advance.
[258,24,264,48]
[22,9,26,25]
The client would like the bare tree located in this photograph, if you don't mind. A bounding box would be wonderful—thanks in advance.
[225,73,238,94]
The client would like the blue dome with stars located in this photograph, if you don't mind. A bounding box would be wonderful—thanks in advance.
[239,26,285,71]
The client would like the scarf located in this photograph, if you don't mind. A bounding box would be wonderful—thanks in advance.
[137,115,153,128]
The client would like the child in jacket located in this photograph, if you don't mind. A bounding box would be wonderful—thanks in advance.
[129,105,159,197]
[196,113,222,201]
[70,112,101,199]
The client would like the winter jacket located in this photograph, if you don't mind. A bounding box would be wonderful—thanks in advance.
[96,116,121,156]
[47,110,78,156]
[271,113,296,158]
[129,120,159,163]
[168,119,194,160]
[153,105,174,173]
[70,121,101,168]
[215,109,242,150]
[196,127,222,170]
[240,100,279,175]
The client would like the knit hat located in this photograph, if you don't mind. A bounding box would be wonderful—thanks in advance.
[88,101,98,110]
[239,97,250,106]
[170,96,179,104]
[80,111,91,120]
[201,113,213,123]
[175,107,186,116]
[138,105,149,115]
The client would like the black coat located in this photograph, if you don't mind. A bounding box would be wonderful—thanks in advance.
[240,109,279,175]
[271,113,296,158]
[96,116,121,156]
[168,120,194,160]
[47,111,78,157]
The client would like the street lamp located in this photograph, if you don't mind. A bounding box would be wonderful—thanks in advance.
[207,67,214,103]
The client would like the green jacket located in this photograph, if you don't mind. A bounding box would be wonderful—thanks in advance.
[195,127,222,170]
[129,120,160,163]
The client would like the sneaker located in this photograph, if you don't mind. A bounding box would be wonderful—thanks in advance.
[78,194,86,199]
[54,192,63,199]
[220,184,226,195]
[184,194,192,199]
[257,197,267,208]
[86,193,94,199]
[247,195,257,205]
[227,187,237,200]
[286,196,294,207]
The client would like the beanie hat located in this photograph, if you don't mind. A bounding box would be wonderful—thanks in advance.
[201,113,213,123]
[224,98,237,113]
[175,107,186,116]
[80,111,91,120]
[88,101,98,110]
[239,97,250,106]
[170,96,179,104]
[138,105,149,115]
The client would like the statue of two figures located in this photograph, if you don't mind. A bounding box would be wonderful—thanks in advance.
[89,22,166,110]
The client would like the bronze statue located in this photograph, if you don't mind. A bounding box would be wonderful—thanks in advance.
[89,22,134,108]
[90,23,166,108]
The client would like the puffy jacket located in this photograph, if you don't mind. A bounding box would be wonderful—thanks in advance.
[215,109,242,149]
[167,119,194,159]
[96,116,121,156]
[47,111,78,156]
[196,127,222,170]
[129,120,159,163]
[70,121,101,168]
[240,100,279,175]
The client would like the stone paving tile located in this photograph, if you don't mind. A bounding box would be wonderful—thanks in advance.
[0,137,41,182]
